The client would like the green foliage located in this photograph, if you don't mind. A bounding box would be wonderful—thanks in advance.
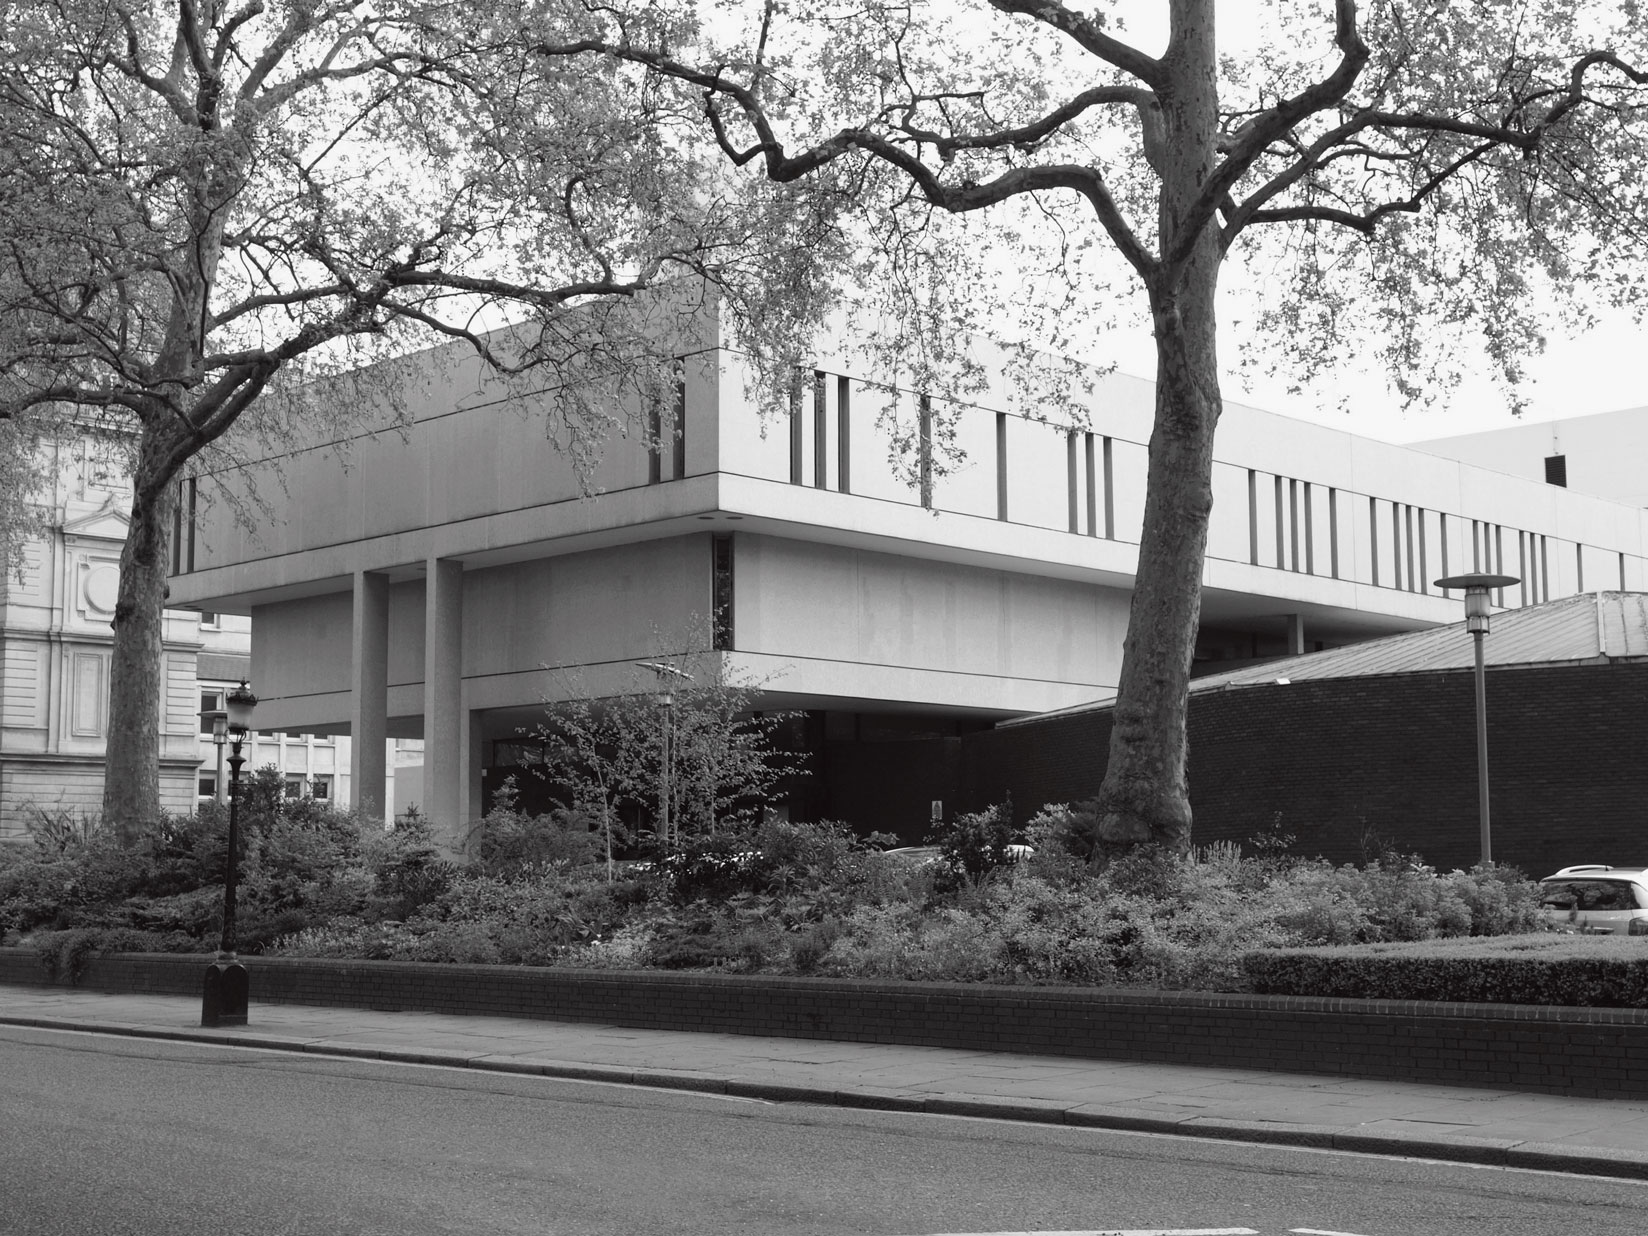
[930,803,1019,894]
[1243,936,1648,1007]
[466,786,602,878]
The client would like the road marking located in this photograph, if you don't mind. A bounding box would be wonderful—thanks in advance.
[907,1230,1261,1235]
[1291,1230,1374,1235]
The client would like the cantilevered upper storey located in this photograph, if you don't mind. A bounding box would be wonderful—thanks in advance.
[167,288,1648,838]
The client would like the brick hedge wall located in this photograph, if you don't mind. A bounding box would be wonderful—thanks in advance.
[959,663,1648,874]
[3,949,1645,1098]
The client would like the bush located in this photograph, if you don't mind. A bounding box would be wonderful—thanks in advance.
[466,794,602,878]
[1243,936,1648,1006]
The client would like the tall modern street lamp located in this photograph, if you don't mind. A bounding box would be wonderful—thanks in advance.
[1434,573,1519,865]
[638,661,692,850]
[202,680,257,1027]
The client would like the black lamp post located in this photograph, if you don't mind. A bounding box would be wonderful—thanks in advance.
[1434,573,1519,865]
[638,661,691,849]
[203,680,257,1027]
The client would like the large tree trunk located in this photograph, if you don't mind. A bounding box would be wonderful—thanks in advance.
[104,425,179,842]
[1095,1,1222,851]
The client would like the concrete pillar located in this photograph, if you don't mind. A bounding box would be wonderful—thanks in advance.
[350,570,389,822]
[1285,613,1306,657]
[424,557,464,855]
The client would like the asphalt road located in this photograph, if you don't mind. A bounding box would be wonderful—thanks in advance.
[2,1026,1643,1236]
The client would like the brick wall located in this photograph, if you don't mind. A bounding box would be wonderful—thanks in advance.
[3,949,1645,1098]
[959,663,1648,873]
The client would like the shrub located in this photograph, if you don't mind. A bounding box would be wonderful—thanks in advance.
[1243,936,1648,1006]
[930,803,1018,894]
[466,795,602,877]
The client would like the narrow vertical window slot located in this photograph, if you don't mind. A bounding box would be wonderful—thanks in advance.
[1247,470,1259,566]
[1369,497,1380,588]
[1102,437,1115,539]
[918,394,934,510]
[813,370,828,489]
[1329,488,1339,579]
[672,358,687,480]
[1066,431,1079,533]
[711,535,734,651]
[837,375,851,494]
[788,372,803,485]
[1303,482,1314,574]
[1274,475,1285,568]
[1084,433,1098,537]
[995,412,1008,521]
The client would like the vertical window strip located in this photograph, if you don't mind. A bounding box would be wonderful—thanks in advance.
[1438,512,1449,581]
[672,359,687,480]
[1417,509,1428,594]
[711,534,734,651]
[1471,520,1481,571]
[648,385,663,486]
[1620,551,1628,590]
[1540,535,1550,603]
[1084,433,1098,538]
[787,372,803,485]
[1494,525,1506,605]
[1274,475,1285,568]
[1391,502,1404,590]
[1329,488,1339,579]
[1369,496,1379,588]
[1102,437,1115,539]
[837,375,851,494]
[1288,479,1300,572]
[918,394,934,510]
[186,477,197,574]
[995,412,1009,521]
[1404,505,1416,592]
[1303,482,1314,575]
[1247,470,1259,565]
[1066,431,1079,533]
[1577,543,1585,593]
[812,370,827,489]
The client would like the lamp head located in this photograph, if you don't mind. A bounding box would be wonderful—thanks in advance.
[225,681,258,736]
[1433,572,1520,636]
[201,708,229,746]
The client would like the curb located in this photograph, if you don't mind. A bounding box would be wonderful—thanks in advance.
[6,1013,1648,1182]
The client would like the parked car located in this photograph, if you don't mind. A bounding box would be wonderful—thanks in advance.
[1537,866,1648,935]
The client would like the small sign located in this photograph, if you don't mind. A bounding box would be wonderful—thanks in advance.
[930,800,943,822]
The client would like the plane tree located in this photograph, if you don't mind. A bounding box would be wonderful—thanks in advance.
[527,0,1648,850]
[0,0,845,835]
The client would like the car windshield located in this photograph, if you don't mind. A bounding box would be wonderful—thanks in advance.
[1539,879,1646,911]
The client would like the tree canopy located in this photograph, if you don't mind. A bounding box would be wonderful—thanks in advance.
[0,0,846,832]
[528,0,1648,849]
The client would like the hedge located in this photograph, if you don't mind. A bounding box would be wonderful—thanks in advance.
[1243,934,1648,1006]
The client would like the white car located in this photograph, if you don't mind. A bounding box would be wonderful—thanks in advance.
[1537,866,1648,935]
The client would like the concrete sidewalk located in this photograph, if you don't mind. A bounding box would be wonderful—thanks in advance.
[5,984,1648,1181]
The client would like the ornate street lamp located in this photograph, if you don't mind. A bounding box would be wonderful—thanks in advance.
[1434,573,1519,865]
[203,680,257,1027]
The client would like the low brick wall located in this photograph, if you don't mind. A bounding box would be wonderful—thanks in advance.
[3,948,1644,1098]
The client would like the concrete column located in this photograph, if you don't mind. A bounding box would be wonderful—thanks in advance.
[1285,613,1306,657]
[350,570,389,822]
[424,557,464,855]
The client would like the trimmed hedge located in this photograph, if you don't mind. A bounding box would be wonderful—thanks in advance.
[1243,935,1648,1007]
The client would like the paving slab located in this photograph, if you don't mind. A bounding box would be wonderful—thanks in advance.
[3,982,1647,1180]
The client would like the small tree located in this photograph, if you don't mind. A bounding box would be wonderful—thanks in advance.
[531,657,803,869]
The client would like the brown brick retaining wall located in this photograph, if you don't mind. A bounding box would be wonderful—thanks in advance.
[3,948,1644,1098]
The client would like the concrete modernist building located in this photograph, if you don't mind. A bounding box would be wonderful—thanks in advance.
[166,293,1648,846]
[1418,404,1648,509]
